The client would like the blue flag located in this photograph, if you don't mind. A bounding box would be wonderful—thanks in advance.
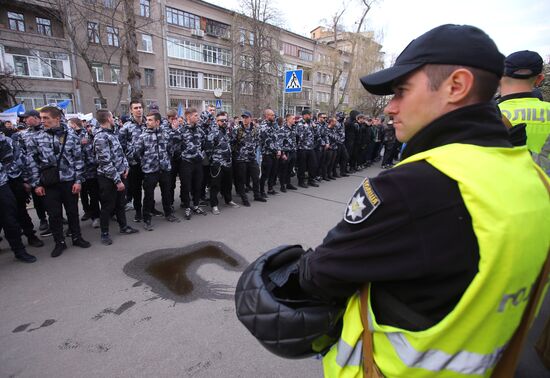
[177,102,183,117]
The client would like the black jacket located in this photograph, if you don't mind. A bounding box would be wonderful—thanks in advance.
[299,103,512,331]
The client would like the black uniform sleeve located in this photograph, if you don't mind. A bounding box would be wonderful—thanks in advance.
[299,161,479,308]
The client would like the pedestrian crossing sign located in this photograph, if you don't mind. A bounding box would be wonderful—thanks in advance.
[284,69,303,93]
[215,99,223,109]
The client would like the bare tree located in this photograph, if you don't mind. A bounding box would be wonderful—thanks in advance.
[122,0,142,103]
[540,61,550,101]
[0,68,26,110]
[233,0,284,116]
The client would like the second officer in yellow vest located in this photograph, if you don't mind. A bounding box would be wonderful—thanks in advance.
[297,24,550,377]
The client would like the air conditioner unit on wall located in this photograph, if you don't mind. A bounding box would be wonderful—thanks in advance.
[192,29,205,38]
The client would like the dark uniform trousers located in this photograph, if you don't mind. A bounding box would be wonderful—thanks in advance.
[336,143,349,176]
[43,181,81,244]
[325,150,337,178]
[32,191,47,221]
[235,161,260,199]
[8,177,37,238]
[297,149,318,183]
[143,171,172,221]
[98,176,128,234]
[209,165,233,207]
[0,183,26,253]
[127,164,144,215]
[278,151,296,186]
[170,157,183,207]
[180,160,203,208]
[382,141,398,166]
[81,178,100,219]
[260,154,279,192]
[314,148,326,179]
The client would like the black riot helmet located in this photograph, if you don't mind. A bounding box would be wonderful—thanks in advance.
[235,245,344,359]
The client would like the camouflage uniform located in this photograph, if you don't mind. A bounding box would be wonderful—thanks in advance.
[118,115,146,217]
[205,124,234,207]
[296,120,318,185]
[6,133,39,239]
[313,121,329,180]
[171,123,206,209]
[134,127,175,221]
[259,120,281,194]
[335,120,349,176]
[75,128,100,220]
[232,123,262,201]
[94,127,131,234]
[277,123,298,189]
[26,125,85,245]
[0,133,29,256]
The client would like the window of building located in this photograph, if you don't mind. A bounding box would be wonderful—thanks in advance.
[140,0,150,18]
[106,26,119,47]
[87,22,100,43]
[103,0,115,8]
[144,68,154,87]
[203,45,231,66]
[16,92,73,113]
[8,12,25,32]
[94,98,105,110]
[36,17,52,36]
[141,34,153,52]
[203,74,231,92]
[92,63,104,82]
[165,7,199,29]
[299,49,313,62]
[240,55,253,70]
[12,54,67,79]
[282,43,298,57]
[168,68,198,89]
[240,81,253,95]
[167,37,201,61]
[205,19,230,38]
[110,65,120,83]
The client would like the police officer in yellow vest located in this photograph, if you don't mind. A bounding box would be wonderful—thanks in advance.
[498,50,550,174]
[296,24,550,377]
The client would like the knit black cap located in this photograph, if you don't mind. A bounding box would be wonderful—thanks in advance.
[301,109,311,116]
[360,24,505,95]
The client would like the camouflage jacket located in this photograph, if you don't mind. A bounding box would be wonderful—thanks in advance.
[326,126,340,150]
[206,125,232,168]
[26,125,84,187]
[0,133,14,187]
[335,121,346,144]
[296,120,315,150]
[21,125,43,154]
[232,123,259,162]
[200,111,216,134]
[6,132,28,180]
[278,123,297,153]
[259,120,281,155]
[74,128,98,180]
[171,123,206,163]
[93,127,128,184]
[312,122,328,150]
[118,116,146,166]
[134,127,173,173]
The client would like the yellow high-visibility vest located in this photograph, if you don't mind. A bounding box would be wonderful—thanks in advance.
[498,97,550,154]
[323,144,550,377]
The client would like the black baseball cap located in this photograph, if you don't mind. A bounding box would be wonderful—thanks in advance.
[241,111,252,118]
[360,24,505,95]
[301,109,312,116]
[22,110,40,118]
[504,50,543,79]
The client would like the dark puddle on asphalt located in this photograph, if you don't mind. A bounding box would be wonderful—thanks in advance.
[123,241,247,303]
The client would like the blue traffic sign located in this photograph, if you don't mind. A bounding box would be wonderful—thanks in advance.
[284,69,303,93]
[215,99,223,109]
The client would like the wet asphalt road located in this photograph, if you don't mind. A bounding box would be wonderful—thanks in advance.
[0,163,548,377]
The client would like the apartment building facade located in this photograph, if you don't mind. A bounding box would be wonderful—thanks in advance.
[0,0,384,116]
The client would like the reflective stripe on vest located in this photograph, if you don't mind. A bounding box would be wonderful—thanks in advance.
[386,332,505,375]
[335,338,363,367]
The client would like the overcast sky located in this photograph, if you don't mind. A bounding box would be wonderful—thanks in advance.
[205,0,550,66]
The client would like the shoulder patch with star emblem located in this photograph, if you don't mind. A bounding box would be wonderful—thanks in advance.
[344,178,382,224]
